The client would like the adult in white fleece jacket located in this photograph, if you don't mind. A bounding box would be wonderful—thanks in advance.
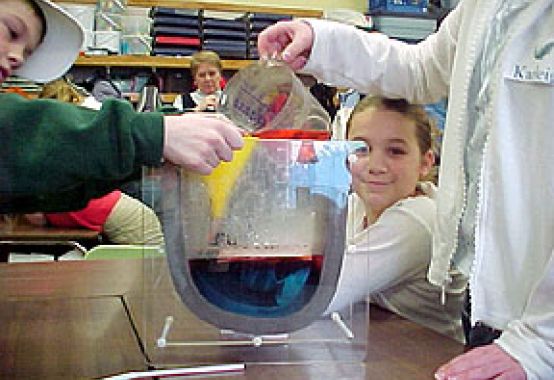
[258,1,554,379]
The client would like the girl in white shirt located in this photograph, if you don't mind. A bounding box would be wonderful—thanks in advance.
[326,96,465,342]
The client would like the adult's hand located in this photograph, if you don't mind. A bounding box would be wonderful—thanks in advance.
[257,20,315,71]
[435,344,526,380]
[162,113,244,175]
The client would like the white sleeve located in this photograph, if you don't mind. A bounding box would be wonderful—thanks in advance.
[80,96,102,110]
[496,250,554,380]
[330,107,353,141]
[325,197,435,313]
[172,94,183,111]
[302,5,464,104]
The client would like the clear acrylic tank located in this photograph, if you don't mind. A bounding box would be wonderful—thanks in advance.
[140,138,369,367]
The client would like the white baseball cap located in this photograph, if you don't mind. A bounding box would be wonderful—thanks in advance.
[14,0,84,83]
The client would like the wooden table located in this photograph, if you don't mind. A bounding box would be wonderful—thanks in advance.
[0,260,144,379]
[0,259,464,379]
[0,223,101,261]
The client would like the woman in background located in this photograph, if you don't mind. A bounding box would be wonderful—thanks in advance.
[173,50,223,112]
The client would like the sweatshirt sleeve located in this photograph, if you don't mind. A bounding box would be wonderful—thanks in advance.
[495,250,554,380]
[301,5,463,104]
[0,94,164,212]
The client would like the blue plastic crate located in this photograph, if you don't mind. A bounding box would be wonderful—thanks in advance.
[369,0,428,13]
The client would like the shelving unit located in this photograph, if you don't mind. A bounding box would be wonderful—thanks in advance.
[74,55,253,70]
[54,0,323,17]
[63,0,322,69]
[53,1,323,104]
[73,57,255,103]
[60,0,322,70]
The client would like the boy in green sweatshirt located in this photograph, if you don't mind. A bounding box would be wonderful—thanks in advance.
[0,0,244,213]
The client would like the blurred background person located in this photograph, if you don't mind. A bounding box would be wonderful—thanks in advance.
[173,50,224,112]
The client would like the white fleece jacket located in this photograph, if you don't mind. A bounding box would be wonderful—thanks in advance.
[302,1,554,377]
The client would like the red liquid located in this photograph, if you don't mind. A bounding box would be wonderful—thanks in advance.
[190,253,323,268]
[252,129,331,140]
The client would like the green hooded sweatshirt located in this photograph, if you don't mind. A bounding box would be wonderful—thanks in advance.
[0,94,163,213]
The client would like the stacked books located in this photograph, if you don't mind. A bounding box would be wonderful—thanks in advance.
[202,11,249,59]
[150,7,201,56]
[148,8,299,59]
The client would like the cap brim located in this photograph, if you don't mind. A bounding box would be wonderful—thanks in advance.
[15,0,84,83]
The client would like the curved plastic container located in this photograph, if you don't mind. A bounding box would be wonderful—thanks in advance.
[140,139,369,367]
[217,60,331,133]
[164,138,358,334]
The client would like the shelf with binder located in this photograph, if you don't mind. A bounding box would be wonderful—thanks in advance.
[58,1,323,106]
[53,0,323,18]
[71,56,254,105]
[74,55,254,70]
[124,91,177,104]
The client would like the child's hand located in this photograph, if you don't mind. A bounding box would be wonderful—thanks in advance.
[162,113,244,175]
[435,344,526,380]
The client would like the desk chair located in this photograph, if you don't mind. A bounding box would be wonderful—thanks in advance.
[84,244,162,260]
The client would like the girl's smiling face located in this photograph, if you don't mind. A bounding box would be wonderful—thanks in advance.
[0,0,44,83]
[348,106,434,220]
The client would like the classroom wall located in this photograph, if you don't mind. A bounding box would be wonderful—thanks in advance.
[202,0,368,13]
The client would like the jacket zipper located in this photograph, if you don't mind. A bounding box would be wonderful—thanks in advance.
[440,0,492,305]
[466,0,527,321]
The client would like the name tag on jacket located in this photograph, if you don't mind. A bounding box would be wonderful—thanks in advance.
[505,38,554,85]
[507,62,553,85]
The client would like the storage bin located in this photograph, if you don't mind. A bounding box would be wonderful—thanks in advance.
[121,35,152,55]
[94,30,121,53]
[60,3,95,49]
[121,15,152,35]
[83,30,95,50]
[125,6,151,17]
[369,0,429,13]
[440,0,460,8]
[95,12,123,31]
[96,0,127,14]
[60,4,95,31]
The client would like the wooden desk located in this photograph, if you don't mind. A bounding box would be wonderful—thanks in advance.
[0,224,100,240]
[0,259,463,379]
[0,223,101,260]
[0,260,144,379]
[0,297,144,379]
